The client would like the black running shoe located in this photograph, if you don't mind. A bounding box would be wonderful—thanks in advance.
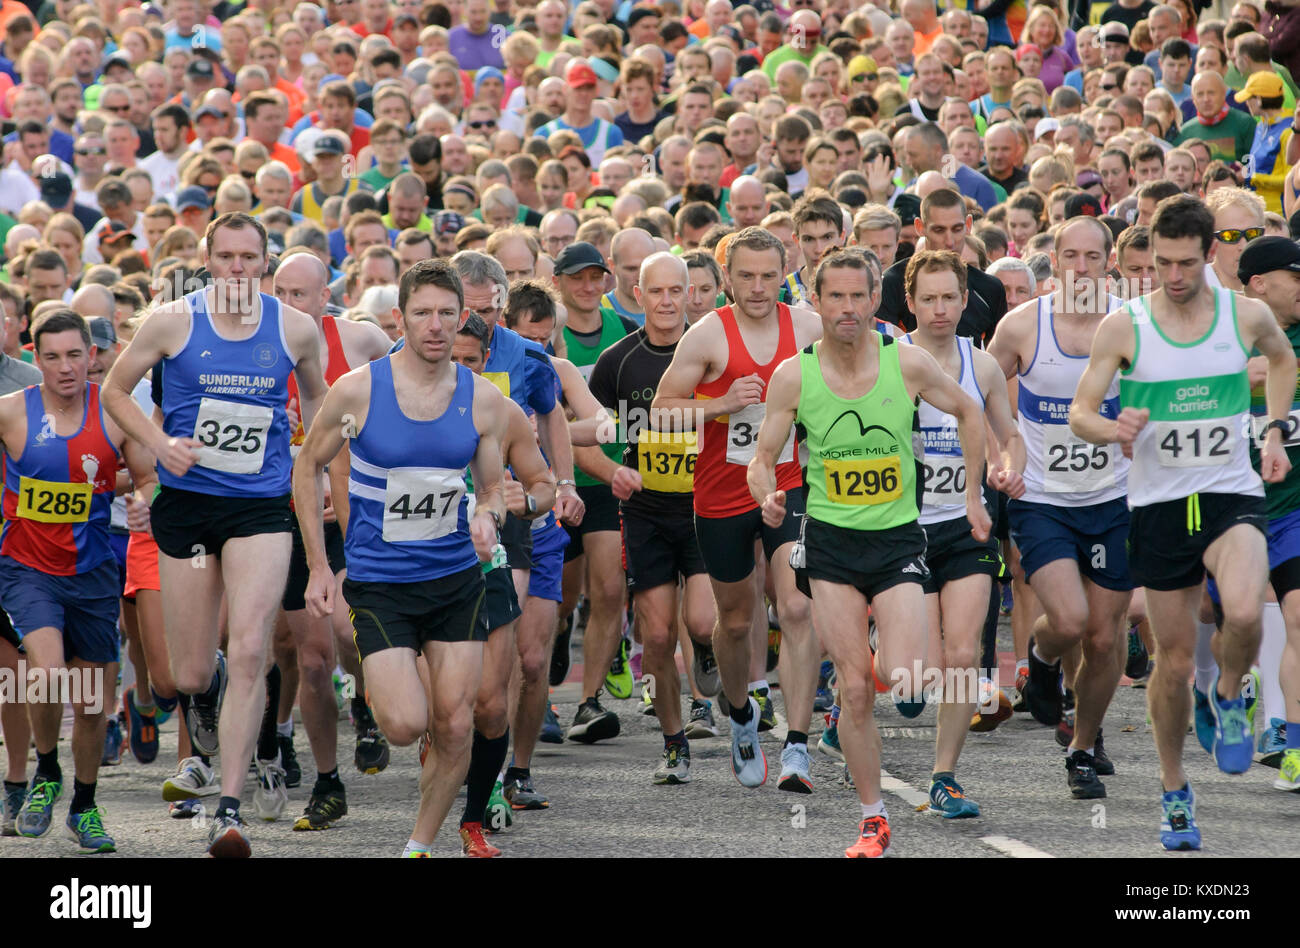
[187,651,227,757]
[278,733,301,788]
[1125,626,1150,680]
[550,614,573,687]
[1092,728,1114,776]
[353,705,391,774]
[1055,690,1075,747]
[293,787,347,831]
[1065,749,1106,799]
[567,697,620,743]
[1024,637,1063,726]
[754,689,777,732]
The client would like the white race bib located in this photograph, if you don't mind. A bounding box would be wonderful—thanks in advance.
[725,403,793,465]
[382,467,466,542]
[1153,420,1234,468]
[1251,413,1300,448]
[1042,425,1114,492]
[922,455,967,509]
[193,398,273,474]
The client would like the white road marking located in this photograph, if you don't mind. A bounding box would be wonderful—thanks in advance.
[978,835,1055,858]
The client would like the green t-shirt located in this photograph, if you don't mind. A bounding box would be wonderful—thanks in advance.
[1174,109,1258,163]
[762,43,831,80]
[360,165,402,191]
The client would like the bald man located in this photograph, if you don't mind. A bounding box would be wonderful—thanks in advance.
[71,285,116,384]
[1175,71,1258,162]
[723,113,761,184]
[602,227,657,325]
[762,10,830,79]
[270,250,393,829]
[726,175,769,229]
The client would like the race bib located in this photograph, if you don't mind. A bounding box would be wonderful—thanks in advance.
[1251,413,1300,448]
[1153,420,1234,468]
[637,430,698,493]
[823,456,902,506]
[725,404,793,465]
[483,371,510,399]
[922,456,967,509]
[1042,425,1114,492]
[193,398,272,475]
[16,477,92,523]
[382,467,466,542]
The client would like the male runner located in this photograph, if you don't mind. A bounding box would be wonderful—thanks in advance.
[750,249,989,856]
[449,311,556,855]
[653,227,822,792]
[3,309,156,853]
[273,250,391,829]
[780,191,846,308]
[903,259,1026,817]
[103,212,328,858]
[294,258,507,858]
[988,215,1132,800]
[588,252,717,784]
[1070,194,1296,849]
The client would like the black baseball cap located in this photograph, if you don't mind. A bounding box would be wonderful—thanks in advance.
[1238,236,1300,285]
[38,170,73,206]
[1065,193,1103,219]
[553,242,610,275]
[185,58,215,79]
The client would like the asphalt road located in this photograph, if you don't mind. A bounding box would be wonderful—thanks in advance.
[1,618,1296,859]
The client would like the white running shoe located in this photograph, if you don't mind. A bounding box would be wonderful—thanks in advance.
[253,758,289,822]
[162,756,220,802]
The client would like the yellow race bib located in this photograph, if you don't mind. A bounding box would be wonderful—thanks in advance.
[483,372,511,399]
[823,456,902,506]
[637,430,698,493]
[16,477,93,523]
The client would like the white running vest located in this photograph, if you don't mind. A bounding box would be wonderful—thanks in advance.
[906,334,985,525]
[1017,293,1129,506]
[1119,289,1262,508]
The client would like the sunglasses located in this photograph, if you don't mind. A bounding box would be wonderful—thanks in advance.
[1099,82,1117,90]
[76,147,105,155]
[104,104,131,113]
[1214,227,1263,243]
[468,119,496,129]
[852,72,877,82]
[240,170,257,180]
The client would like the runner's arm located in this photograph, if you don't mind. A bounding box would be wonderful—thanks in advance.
[0,390,26,458]
[651,316,729,425]
[747,356,799,507]
[563,356,615,447]
[1068,310,1132,446]
[975,349,1027,483]
[468,376,508,560]
[505,402,557,518]
[294,371,364,576]
[1240,297,1299,481]
[328,444,352,536]
[986,301,1030,381]
[103,303,186,460]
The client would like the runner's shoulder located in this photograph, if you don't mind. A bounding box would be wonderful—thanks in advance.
[333,313,392,361]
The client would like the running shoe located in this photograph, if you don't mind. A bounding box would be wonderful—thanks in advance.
[629,646,643,684]
[102,714,123,766]
[684,699,719,739]
[1125,625,1150,681]
[767,623,780,673]
[278,732,302,788]
[893,691,927,719]
[293,787,348,831]
[929,775,980,819]
[122,686,159,764]
[66,806,116,854]
[418,730,431,768]
[1160,783,1201,851]
[692,640,721,697]
[484,780,512,831]
[460,822,502,857]
[837,763,855,789]
[818,725,844,761]
[253,757,288,822]
[969,690,1013,732]
[1192,686,1215,754]
[207,811,251,858]
[753,688,777,732]
[814,661,834,713]
[539,704,564,744]
[162,756,220,802]
[641,683,656,716]
[1257,719,1287,768]
[403,849,432,858]
[778,743,813,793]
[503,774,550,810]
[1024,638,1063,725]
[1092,728,1114,776]
[653,744,692,784]
[730,697,767,788]
[1207,671,1254,774]
[1130,660,1153,688]
[605,637,634,700]
[169,799,204,819]
[2,782,23,836]
[1012,666,1029,712]
[1244,667,1261,733]
[845,814,890,858]
[332,670,347,714]
[354,704,391,774]
[567,697,620,743]
[1055,691,1075,747]
[187,650,227,757]
[16,779,62,837]
[550,614,573,687]
[999,583,1013,616]
[1274,749,1300,792]
[1065,749,1106,799]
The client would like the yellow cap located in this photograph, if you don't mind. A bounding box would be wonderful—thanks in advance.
[1235,71,1284,102]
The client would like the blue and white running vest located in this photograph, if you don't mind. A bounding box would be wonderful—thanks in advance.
[906,335,985,525]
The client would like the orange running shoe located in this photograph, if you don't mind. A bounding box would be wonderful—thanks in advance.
[969,691,1014,732]
[418,731,431,768]
[460,822,502,858]
[845,815,891,858]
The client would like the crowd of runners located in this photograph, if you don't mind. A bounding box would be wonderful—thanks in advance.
[0,0,1296,859]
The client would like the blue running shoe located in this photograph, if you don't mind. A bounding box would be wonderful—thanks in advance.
[101,716,122,766]
[818,724,844,762]
[16,779,62,837]
[1160,783,1201,851]
[123,686,159,765]
[929,775,980,819]
[66,806,116,854]
[1000,583,1013,616]
[730,697,767,788]
[813,661,834,713]
[1192,686,1215,754]
[1208,672,1254,774]
[1257,718,1287,768]
[540,704,564,744]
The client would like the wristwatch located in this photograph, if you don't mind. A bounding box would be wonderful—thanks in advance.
[556,479,577,489]
[524,494,538,518]
[487,508,503,531]
[1262,418,1294,440]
